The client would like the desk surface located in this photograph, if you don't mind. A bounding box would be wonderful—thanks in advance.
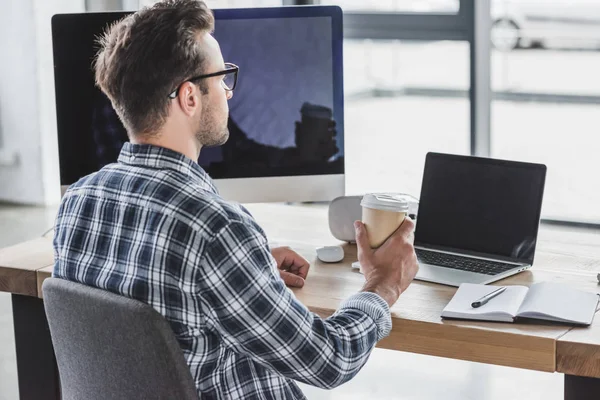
[3,203,600,376]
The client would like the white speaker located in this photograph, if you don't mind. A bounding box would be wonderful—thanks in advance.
[328,196,362,242]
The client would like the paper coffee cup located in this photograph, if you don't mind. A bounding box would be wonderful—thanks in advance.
[361,194,411,248]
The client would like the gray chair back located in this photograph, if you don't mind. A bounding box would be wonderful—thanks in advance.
[42,278,199,400]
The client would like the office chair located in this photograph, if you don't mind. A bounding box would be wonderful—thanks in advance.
[42,278,199,400]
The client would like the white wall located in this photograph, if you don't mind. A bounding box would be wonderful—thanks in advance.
[0,0,85,205]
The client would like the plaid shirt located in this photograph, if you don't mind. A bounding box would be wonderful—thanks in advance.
[53,143,392,399]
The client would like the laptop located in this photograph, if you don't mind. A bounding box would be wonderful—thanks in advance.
[414,153,547,287]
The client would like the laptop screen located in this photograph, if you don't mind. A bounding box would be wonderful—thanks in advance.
[414,153,546,264]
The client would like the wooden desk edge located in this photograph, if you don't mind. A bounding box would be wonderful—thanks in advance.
[557,340,600,378]
[0,236,54,298]
[556,311,600,378]
[0,267,39,297]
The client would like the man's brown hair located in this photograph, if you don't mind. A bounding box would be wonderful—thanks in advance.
[94,0,215,137]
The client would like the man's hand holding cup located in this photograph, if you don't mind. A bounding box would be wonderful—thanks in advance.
[355,194,419,307]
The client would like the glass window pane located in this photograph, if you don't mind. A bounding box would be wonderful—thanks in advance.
[344,40,469,197]
[491,0,600,223]
[322,0,459,13]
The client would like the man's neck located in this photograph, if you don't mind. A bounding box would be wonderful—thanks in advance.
[131,133,201,162]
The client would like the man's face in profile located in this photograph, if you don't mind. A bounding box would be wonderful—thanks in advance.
[194,33,232,148]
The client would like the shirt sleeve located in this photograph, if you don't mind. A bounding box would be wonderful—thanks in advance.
[198,220,392,389]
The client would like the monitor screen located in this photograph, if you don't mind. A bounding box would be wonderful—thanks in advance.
[52,7,344,189]
[414,153,546,264]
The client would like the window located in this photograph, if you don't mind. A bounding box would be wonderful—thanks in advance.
[343,40,470,196]
[491,0,600,223]
[311,1,473,196]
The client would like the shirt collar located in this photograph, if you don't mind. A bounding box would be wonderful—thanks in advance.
[117,142,218,194]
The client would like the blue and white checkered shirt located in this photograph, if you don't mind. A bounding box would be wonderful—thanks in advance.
[53,143,392,399]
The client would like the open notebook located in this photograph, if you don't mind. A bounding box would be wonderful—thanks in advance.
[442,282,599,325]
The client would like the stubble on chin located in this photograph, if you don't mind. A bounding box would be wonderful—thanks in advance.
[196,127,229,148]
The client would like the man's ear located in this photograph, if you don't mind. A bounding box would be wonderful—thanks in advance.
[177,82,201,117]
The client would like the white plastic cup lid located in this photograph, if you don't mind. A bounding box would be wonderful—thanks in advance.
[360,193,411,213]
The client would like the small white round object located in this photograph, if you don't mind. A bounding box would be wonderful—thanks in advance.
[316,246,344,263]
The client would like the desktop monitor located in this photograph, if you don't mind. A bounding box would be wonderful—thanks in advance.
[51,6,344,203]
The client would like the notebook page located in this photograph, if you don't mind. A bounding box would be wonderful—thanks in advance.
[517,282,599,325]
[442,283,529,322]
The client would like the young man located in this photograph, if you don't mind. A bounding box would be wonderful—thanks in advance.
[53,1,419,398]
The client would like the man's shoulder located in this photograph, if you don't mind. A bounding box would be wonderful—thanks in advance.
[128,169,260,236]
[61,165,259,237]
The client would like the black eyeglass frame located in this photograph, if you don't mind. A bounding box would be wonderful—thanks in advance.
[168,63,239,99]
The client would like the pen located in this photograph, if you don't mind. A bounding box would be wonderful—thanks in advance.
[471,286,507,308]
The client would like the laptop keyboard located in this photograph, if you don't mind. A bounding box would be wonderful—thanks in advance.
[416,249,518,276]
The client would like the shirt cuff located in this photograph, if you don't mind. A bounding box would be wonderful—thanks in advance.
[339,292,392,341]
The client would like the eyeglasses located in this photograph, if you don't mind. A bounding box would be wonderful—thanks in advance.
[168,63,239,99]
